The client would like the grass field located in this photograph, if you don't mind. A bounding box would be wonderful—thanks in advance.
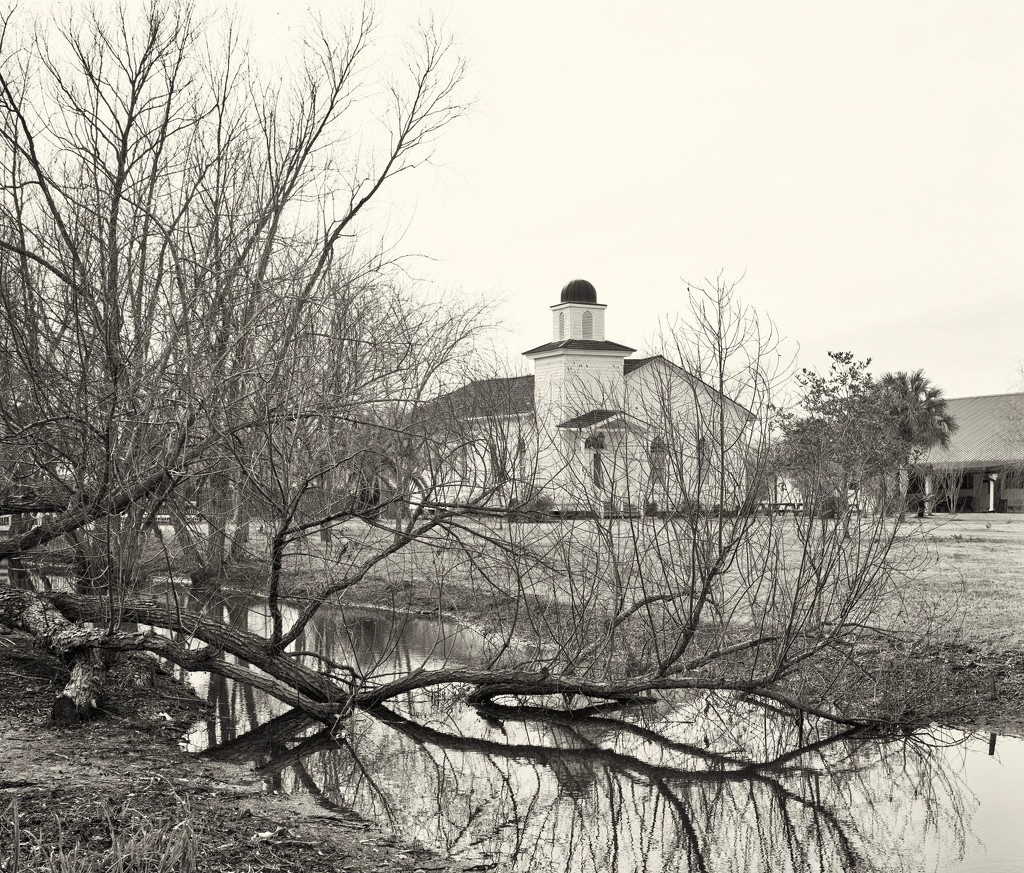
[900,513,1024,651]
[26,509,1024,658]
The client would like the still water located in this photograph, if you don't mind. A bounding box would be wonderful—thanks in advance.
[167,590,1024,872]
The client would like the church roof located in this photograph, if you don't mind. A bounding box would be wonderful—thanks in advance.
[426,353,756,426]
[557,409,621,429]
[522,339,637,356]
[422,375,535,419]
[426,357,675,420]
[623,356,659,374]
[921,393,1024,469]
[621,354,754,419]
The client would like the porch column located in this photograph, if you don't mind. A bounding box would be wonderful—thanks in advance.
[924,473,935,516]
[989,473,998,512]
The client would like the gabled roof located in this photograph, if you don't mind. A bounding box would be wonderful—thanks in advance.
[922,393,1024,469]
[429,359,650,421]
[522,339,636,356]
[426,355,753,423]
[623,356,659,374]
[623,354,754,419]
[424,375,535,419]
[557,409,622,429]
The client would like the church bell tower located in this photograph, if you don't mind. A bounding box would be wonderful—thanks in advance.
[523,279,634,426]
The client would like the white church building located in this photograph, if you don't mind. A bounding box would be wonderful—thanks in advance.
[424,279,752,515]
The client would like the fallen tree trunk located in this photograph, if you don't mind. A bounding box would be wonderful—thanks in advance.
[0,586,117,724]
[3,584,882,730]
[1,585,350,722]
[51,591,351,706]
[54,647,114,726]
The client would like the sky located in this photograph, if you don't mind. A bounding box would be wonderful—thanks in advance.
[392,0,1023,399]
[46,0,1024,398]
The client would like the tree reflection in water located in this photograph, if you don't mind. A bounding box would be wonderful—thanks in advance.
[200,693,976,872]
[172,591,976,872]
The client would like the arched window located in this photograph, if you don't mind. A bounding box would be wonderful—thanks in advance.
[488,440,508,483]
[585,433,605,489]
[649,436,668,485]
[581,310,593,339]
[558,311,565,339]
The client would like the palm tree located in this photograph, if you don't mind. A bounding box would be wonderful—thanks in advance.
[877,370,958,452]
[876,370,959,514]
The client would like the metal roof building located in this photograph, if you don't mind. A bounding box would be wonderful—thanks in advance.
[923,393,1024,470]
[920,392,1024,512]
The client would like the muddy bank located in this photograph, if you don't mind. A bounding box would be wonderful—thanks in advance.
[0,631,465,872]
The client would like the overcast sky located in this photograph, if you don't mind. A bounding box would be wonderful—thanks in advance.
[395,1,1024,398]
[69,1,1024,397]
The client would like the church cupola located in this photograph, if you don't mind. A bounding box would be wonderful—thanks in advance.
[560,278,598,303]
[524,279,634,425]
[551,278,607,341]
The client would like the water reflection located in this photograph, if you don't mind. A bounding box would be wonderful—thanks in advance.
[174,591,1021,872]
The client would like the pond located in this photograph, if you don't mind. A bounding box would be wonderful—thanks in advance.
[166,589,1024,873]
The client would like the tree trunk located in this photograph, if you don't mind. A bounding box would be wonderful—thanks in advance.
[229,518,251,560]
[204,468,234,581]
[53,648,113,725]
[0,586,113,723]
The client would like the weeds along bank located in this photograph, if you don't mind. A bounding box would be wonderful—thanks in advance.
[0,632,463,873]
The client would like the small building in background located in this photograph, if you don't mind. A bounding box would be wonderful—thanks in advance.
[918,392,1024,513]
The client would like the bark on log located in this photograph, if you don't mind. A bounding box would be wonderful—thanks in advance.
[53,648,113,725]
[0,586,115,723]
[51,592,345,705]
[1,585,344,721]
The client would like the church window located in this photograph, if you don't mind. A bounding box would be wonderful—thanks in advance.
[488,440,509,483]
[558,311,565,339]
[649,436,668,485]
[582,310,593,339]
[585,433,606,488]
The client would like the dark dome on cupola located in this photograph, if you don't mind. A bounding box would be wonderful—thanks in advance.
[560,278,598,304]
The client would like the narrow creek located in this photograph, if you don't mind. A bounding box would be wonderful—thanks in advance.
[164,588,1024,872]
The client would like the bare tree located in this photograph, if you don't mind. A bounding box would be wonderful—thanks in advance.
[0,10,932,736]
[2,204,931,743]
[261,281,929,727]
[0,0,477,719]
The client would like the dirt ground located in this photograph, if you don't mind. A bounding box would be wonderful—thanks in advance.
[0,631,466,873]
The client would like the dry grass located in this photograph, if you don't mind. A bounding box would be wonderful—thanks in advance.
[274,513,1024,659]
[2,795,198,873]
[896,513,1024,652]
